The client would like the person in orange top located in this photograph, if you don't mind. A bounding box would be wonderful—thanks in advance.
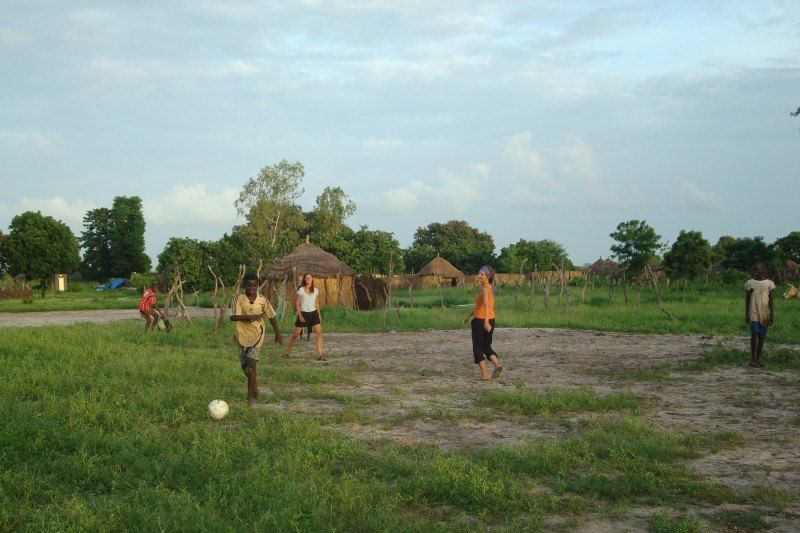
[462,265,503,381]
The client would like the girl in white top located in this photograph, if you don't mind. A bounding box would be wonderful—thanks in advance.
[284,273,326,361]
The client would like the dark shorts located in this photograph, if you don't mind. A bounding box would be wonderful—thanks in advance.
[238,345,260,366]
[750,321,767,338]
[295,310,320,328]
[471,318,496,364]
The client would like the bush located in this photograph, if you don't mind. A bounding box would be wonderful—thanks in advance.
[0,276,34,301]
[721,269,748,285]
[129,271,155,292]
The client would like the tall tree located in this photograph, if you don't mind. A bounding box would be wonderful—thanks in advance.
[407,220,495,273]
[79,207,113,280]
[234,200,307,266]
[109,196,150,277]
[308,186,356,238]
[711,235,740,263]
[609,219,661,275]
[5,211,80,296]
[157,237,207,291]
[497,239,573,273]
[235,160,305,249]
[663,230,712,280]
[775,231,800,263]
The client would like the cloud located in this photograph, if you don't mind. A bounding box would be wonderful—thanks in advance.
[0,130,54,151]
[679,182,722,212]
[144,183,239,226]
[502,188,556,209]
[556,135,599,186]
[383,164,488,213]
[19,196,95,229]
[504,131,552,186]
[0,25,35,46]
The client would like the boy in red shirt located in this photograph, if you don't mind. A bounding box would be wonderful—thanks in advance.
[139,283,170,332]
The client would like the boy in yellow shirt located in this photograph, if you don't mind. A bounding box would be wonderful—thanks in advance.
[744,262,775,368]
[230,274,283,406]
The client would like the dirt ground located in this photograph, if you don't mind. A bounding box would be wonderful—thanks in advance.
[267,328,800,531]
[0,307,215,327]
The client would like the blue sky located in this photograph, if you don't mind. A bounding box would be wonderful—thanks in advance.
[1,1,798,264]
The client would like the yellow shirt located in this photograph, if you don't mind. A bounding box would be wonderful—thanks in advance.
[745,279,775,323]
[231,293,275,348]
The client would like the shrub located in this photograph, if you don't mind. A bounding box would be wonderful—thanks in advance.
[129,271,155,292]
[721,269,748,285]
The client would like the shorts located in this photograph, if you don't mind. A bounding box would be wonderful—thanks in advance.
[238,345,261,366]
[295,310,320,328]
[750,321,767,338]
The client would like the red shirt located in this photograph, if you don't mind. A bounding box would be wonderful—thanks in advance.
[139,288,157,312]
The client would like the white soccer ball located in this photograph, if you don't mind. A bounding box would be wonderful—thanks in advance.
[208,399,229,420]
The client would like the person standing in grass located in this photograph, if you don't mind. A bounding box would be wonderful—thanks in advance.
[463,266,503,381]
[284,273,326,361]
[138,283,169,332]
[230,274,283,407]
[745,262,775,368]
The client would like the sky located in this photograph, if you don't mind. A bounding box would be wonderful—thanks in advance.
[1,0,798,265]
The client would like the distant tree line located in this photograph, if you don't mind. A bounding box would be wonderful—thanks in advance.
[2,160,798,292]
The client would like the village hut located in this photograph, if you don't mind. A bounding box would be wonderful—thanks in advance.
[417,255,466,288]
[265,240,358,310]
[586,257,621,278]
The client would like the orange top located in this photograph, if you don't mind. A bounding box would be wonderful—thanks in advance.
[474,287,495,320]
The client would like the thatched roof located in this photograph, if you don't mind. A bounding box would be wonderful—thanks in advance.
[267,242,355,279]
[417,255,465,278]
[586,257,621,276]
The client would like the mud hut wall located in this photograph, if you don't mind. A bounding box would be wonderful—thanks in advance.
[268,276,356,310]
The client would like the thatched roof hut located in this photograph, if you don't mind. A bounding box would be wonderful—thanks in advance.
[265,241,357,309]
[586,257,621,277]
[417,255,465,287]
[266,242,356,279]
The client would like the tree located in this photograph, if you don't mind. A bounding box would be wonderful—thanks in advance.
[403,243,438,274]
[497,239,573,273]
[343,226,404,274]
[234,200,307,266]
[663,230,712,280]
[0,230,8,276]
[407,220,495,274]
[5,211,80,296]
[235,160,305,249]
[109,196,150,277]
[720,237,776,271]
[609,219,661,275]
[308,186,356,239]
[157,238,207,291]
[711,235,740,263]
[79,207,113,280]
[775,231,800,263]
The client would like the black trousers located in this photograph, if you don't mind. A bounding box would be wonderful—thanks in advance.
[471,318,496,364]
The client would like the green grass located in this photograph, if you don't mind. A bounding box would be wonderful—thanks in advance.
[649,511,705,533]
[679,347,800,372]
[0,321,787,530]
[711,509,772,531]
[478,386,646,416]
[6,280,800,344]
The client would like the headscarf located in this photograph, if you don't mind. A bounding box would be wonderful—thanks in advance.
[479,265,495,294]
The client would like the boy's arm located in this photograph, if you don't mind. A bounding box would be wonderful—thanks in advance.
[268,317,283,345]
[744,290,752,325]
[767,292,775,326]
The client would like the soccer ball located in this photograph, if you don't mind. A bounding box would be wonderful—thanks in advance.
[208,399,229,420]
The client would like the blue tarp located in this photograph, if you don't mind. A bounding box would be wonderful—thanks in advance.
[94,278,127,291]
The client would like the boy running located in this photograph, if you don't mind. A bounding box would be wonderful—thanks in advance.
[230,274,283,407]
[744,262,775,368]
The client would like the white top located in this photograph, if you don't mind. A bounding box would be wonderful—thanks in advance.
[744,279,775,323]
[296,286,319,312]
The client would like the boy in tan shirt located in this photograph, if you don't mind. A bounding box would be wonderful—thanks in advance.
[230,274,283,406]
[744,262,775,368]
